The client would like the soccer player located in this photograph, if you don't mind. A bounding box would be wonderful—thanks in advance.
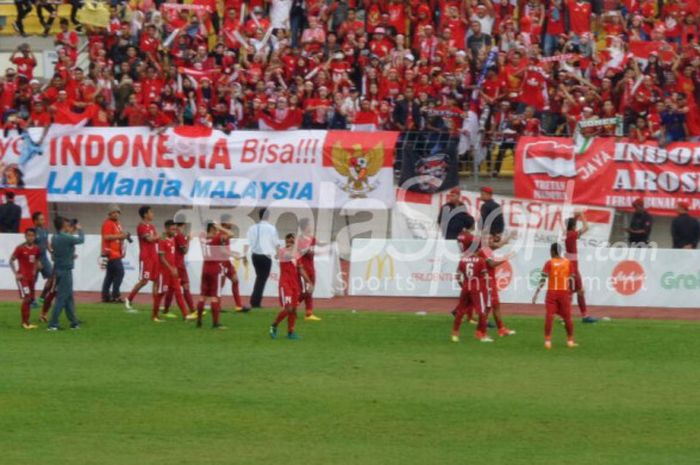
[564,212,598,323]
[451,247,492,343]
[196,222,227,329]
[269,233,313,340]
[162,218,195,317]
[297,218,321,321]
[480,234,516,337]
[532,243,578,349]
[125,206,159,312]
[32,212,55,322]
[10,228,41,329]
[156,220,197,322]
[219,215,250,313]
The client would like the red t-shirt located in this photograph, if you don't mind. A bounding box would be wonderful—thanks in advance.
[137,222,158,262]
[297,235,316,273]
[158,236,177,270]
[278,247,301,290]
[565,230,580,264]
[457,253,488,292]
[12,56,37,80]
[13,244,39,280]
[568,0,592,36]
[202,234,226,275]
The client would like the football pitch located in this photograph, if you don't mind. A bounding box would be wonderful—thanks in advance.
[2,303,699,465]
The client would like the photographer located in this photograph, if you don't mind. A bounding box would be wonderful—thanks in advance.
[101,204,130,303]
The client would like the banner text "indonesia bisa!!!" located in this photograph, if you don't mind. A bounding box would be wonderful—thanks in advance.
[13,127,398,208]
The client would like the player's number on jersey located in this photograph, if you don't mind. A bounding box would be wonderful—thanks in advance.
[465,262,475,278]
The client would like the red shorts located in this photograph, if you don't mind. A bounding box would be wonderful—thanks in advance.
[488,285,499,308]
[139,259,159,282]
[158,272,181,295]
[456,287,489,315]
[279,283,301,308]
[17,277,35,300]
[545,291,572,318]
[221,261,235,279]
[201,269,223,298]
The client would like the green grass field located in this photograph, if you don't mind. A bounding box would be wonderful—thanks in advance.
[1,303,699,465]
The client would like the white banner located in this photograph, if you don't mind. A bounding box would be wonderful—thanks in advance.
[0,127,398,208]
[350,239,700,309]
[0,235,342,299]
[392,189,615,247]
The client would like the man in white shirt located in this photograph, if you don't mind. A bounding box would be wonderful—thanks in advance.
[245,208,280,308]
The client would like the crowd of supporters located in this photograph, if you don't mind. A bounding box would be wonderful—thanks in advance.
[2,0,700,152]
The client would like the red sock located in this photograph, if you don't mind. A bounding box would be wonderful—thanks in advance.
[577,293,587,317]
[212,301,221,325]
[21,299,31,325]
[183,289,195,312]
[232,280,242,308]
[466,306,474,322]
[152,294,163,319]
[476,311,489,336]
[304,292,314,316]
[42,291,55,315]
[174,288,188,318]
[288,309,297,333]
[127,289,137,302]
[274,309,288,325]
[197,301,205,319]
[452,310,464,333]
[544,312,554,339]
[563,313,574,339]
[163,289,173,312]
[493,312,505,330]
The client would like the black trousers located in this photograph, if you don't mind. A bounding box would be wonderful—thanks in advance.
[14,0,32,33]
[101,258,124,301]
[36,1,56,30]
[250,254,272,308]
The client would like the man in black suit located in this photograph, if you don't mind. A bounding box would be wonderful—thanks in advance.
[0,191,22,233]
[479,186,504,237]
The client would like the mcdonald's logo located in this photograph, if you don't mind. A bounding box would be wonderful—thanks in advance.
[365,254,395,280]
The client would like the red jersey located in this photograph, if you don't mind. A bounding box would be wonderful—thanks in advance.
[479,247,498,282]
[457,253,488,292]
[568,0,592,36]
[158,236,177,268]
[201,234,226,275]
[12,244,39,279]
[174,231,188,269]
[565,230,580,263]
[278,247,301,288]
[137,222,158,262]
[297,235,316,273]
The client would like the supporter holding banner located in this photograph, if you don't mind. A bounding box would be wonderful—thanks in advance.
[398,134,459,194]
[515,136,700,216]
[0,128,398,209]
[392,188,614,246]
[0,188,48,233]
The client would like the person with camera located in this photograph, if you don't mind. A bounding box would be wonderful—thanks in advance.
[48,217,84,331]
[101,204,131,303]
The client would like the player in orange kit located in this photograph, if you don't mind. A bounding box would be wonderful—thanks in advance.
[10,228,41,329]
[269,233,313,340]
[532,243,578,349]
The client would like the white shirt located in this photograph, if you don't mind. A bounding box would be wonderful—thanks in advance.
[270,0,292,29]
[247,221,279,256]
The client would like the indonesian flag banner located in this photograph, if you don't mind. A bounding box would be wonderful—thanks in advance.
[0,127,397,209]
[514,136,700,216]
